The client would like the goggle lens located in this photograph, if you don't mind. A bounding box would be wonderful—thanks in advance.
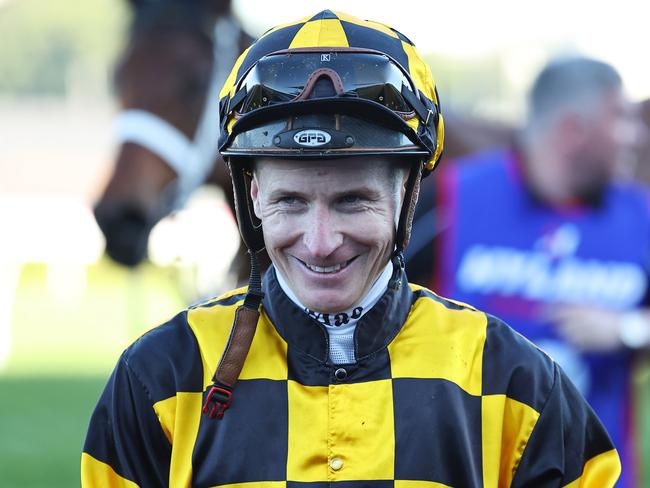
[234,51,418,115]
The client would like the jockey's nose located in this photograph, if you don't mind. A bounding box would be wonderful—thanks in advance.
[302,204,343,260]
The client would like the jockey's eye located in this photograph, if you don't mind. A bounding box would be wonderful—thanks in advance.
[280,196,298,205]
[340,194,364,205]
[273,194,305,208]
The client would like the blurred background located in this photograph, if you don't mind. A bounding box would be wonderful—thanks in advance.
[1,0,649,486]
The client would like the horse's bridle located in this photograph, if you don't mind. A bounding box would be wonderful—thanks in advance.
[113,15,241,210]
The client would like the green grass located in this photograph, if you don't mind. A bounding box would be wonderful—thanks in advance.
[5,259,189,375]
[0,376,106,488]
[0,258,191,486]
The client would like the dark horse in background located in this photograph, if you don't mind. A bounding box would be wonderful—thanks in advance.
[94,0,252,274]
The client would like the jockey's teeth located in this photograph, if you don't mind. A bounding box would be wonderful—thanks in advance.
[307,262,343,273]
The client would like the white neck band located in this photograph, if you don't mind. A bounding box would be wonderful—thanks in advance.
[276,261,394,330]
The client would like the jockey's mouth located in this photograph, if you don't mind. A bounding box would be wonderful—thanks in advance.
[294,256,359,274]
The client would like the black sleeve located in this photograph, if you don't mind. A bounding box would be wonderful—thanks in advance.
[82,353,172,487]
[511,363,620,487]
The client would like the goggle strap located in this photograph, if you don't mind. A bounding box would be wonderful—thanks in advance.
[293,68,346,100]
[400,84,435,126]
[229,86,248,114]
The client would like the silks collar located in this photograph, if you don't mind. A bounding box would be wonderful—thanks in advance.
[262,263,414,364]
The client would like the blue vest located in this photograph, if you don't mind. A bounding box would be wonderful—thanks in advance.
[437,148,650,487]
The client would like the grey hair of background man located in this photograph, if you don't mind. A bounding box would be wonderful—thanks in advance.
[524,56,623,141]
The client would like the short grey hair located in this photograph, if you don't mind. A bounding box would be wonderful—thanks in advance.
[526,56,622,134]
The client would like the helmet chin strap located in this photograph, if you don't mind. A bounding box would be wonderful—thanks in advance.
[395,159,424,253]
[388,158,423,290]
[202,246,263,420]
[202,159,265,420]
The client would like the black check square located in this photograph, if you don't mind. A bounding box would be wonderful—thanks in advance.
[393,378,482,486]
[192,379,288,486]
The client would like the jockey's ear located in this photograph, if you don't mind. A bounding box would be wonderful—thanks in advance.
[250,172,262,221]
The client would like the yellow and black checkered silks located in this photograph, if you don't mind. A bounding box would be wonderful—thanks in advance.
[83,267,620,487]
[218,9,445,173]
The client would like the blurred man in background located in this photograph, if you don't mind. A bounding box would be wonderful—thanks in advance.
[408,56,647,487]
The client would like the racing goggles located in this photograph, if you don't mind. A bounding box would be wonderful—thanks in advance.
[227,49,435,124]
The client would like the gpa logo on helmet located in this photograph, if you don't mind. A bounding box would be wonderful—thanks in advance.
[293,129,331,147]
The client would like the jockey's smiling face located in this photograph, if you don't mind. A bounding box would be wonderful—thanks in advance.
[251,157,406,313]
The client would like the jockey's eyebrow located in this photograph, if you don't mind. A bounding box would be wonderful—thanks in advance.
[266,185,383,201]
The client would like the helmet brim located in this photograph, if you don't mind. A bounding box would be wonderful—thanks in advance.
[219,97,430,159]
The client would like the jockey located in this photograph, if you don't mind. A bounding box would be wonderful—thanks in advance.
[82,11,620,487]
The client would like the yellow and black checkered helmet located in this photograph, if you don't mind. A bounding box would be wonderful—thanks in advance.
[209,11,447,398]
[218,9,444,174]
